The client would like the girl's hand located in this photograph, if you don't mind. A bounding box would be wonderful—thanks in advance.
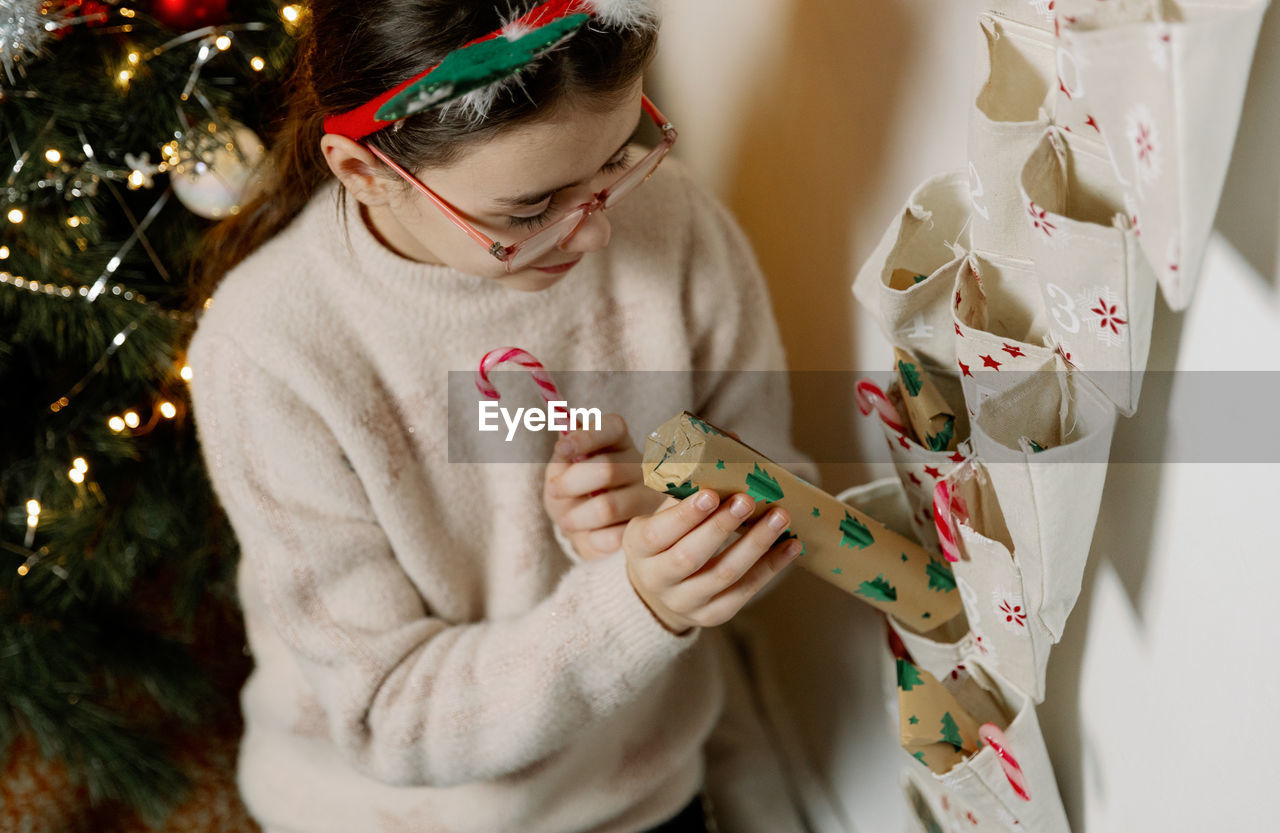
[543,414,665,562]
[623,491,804,634]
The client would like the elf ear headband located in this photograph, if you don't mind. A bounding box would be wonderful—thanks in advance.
[322,0,656,141]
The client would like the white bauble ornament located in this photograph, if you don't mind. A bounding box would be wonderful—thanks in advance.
[170,122,265,220]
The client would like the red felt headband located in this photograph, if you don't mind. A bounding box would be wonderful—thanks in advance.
[323,0,598,141]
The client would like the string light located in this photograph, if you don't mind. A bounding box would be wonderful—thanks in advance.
[7,209,23,224]
[159,401,177,419]
[108,416,126,432]
[0,246,9,259]
[68,467,85,484]
[127,51,140,65]
[250,56,264,71]
[123,410,140,429]
[45,149,62,164]
[73,458,88,473]
[17,565,29,577]
[281,5,300,22]
[120,7,136,17]
[215,35,231,51]
[118,69,132,85]
[67,216,80,228]
[180,365,193,382]
[26,500,40,517]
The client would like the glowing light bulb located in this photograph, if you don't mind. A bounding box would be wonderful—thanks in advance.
[127,51,140,65]
[109,416,126,432]
[7,209,24,224]
[67,216,81,228]
[73,457,88,473]
[68,468,85,484]
[0,246,9,259]
[215,35,231,51]
[159,401,177,419]
[180,365,194,382]
[282,5,300,22]
[128,170,145,188]
[118,69,132,85]
[17,565,29,576]
[251,56,265,71]
[123,411,140,429]
[26,500,40,516]
[45,149,61,164]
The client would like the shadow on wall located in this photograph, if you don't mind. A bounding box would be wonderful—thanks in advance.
[1215,3,1280,289]
[719,0,910,487]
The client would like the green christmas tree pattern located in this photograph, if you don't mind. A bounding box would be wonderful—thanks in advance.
[926,417,956,452]
[926,556,957,593]
[898,360,924,397]
[857,574,897,603]
[897,658,924,691]
[664,480,699,499]
[745,463,784,503]
[939,712,964,751]
[689,416,729,437]
[839,511,875,549]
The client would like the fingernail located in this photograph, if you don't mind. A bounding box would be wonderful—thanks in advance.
[785,540,803,558]
[695,491,716,511]
[768,510,788,531]
[730,496,753,518]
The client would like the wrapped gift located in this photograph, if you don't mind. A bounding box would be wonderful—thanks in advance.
[897,658,983,776]
[642,412,962,631]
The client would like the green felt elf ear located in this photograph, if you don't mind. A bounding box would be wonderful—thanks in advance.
[375,14,591,122]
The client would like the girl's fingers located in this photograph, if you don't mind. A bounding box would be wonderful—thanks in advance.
[676,506,791,605]
[552,413,632,462]
[559,484,659,533]
[697,537,803,625]
[587,523,627,554]
[547,452,641,499]
[655,493,761,584]
[624,490,721,558]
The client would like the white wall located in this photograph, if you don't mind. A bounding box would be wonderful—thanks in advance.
[652,1,1280,830]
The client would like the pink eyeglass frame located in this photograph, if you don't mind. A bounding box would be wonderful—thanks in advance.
[365,95,678,272]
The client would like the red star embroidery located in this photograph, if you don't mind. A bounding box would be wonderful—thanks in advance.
[908,472,922,486]
[949,451,966,463]
[898,434,912,449]
[954,289,962,308]
[1058,77,1072,99]
[955,322,963,336]
[1085,114,1100,132]
[923,465,941,479]
[980,354,1002,370]
[958,360,972,377]
[1001,343,1026,358]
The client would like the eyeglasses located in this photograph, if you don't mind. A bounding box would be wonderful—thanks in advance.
[366,94,677,273]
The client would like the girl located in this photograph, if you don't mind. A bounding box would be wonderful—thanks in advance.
[189,1,810,831]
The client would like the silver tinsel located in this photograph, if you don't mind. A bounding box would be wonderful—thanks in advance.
[1,0,54,85]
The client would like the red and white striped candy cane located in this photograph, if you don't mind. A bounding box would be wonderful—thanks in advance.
[855,378,908,435]
[475,347,570,435]
[933,473,971,564]
[979,723,1031,801]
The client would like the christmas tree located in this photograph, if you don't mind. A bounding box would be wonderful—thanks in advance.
[1,0,293,827]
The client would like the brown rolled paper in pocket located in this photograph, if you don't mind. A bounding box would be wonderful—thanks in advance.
[642,412,962,631]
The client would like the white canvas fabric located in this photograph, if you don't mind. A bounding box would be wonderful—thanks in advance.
[899,659,1071,833]
[1057,0,1270,309]
[948,250,1058,418]
[852,170,971,370]
[968,364,1117,642]
[1018,127,1159,415]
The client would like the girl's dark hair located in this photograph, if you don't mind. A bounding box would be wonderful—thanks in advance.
[190,1,657,303]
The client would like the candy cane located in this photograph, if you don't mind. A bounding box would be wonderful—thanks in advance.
[855,378,908,434]
[475,347,570,435]
[979,723,1031,801]
[933,478,963,563]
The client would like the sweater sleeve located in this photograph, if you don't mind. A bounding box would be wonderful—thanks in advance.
[188,332,696,789]
[678,172,819,482]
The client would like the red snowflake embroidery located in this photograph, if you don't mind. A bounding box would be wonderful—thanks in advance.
[1090,299,1128,335]
[999,599,1027,628]
[1133,122,1156,166]
[1026,201,1057,237]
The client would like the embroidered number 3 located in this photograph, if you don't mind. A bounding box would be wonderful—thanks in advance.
[969,161,990,221]
[1044,282,1081,334]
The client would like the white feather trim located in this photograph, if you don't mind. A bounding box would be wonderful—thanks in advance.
[585,0,659,30]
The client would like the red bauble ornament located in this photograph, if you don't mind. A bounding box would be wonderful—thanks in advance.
[149,0,231,30]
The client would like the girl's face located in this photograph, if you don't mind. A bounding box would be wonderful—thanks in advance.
[360,79,645,292]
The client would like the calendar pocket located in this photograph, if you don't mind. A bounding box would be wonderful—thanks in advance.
[898,657,1071,833]
[853,170,971,370]
[1057,0,1269,308]
[1019,127,1158,415]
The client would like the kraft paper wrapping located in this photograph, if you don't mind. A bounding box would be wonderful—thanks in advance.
[897,658,982,776]
[892,346,959,453]
[642,412,962,630]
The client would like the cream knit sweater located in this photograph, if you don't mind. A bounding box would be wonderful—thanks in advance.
[189,158,809,833]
